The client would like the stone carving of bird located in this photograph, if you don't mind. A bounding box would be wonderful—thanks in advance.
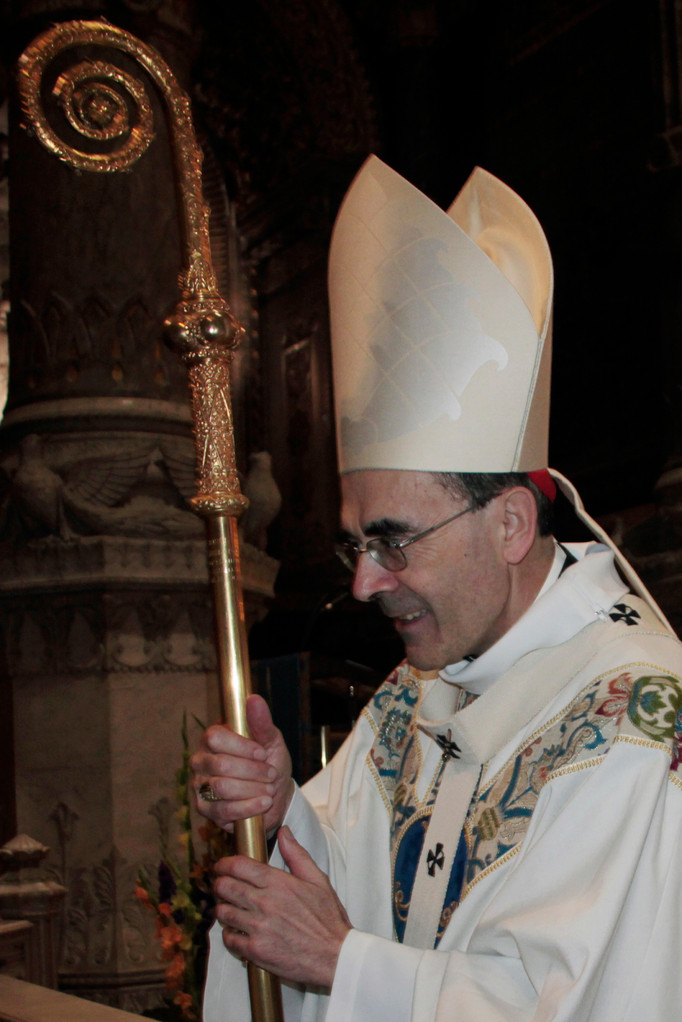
[1,433,76,539]
[240,451,282,551]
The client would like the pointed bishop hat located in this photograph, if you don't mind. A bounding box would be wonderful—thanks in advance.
[329,155,552,475]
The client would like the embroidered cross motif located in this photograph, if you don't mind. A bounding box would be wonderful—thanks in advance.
[426,843,445,876]
[609,603,641,627]
[435,730,461,761]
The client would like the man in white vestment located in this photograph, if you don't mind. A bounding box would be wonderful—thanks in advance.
[193,156,682,1021]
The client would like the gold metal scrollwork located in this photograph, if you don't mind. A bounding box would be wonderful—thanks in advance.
[18,22,155,171]
[55,59,153,143]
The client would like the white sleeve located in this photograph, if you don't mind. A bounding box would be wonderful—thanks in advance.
[327,932,536,1022]
[272,712,378,896]
[203,710,382,1022]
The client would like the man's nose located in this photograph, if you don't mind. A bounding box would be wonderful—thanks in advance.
[351,552,399,602]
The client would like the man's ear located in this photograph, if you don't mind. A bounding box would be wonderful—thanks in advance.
[500,486,539,565]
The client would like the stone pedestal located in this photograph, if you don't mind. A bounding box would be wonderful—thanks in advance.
[0,504,277,1011]
[0,920,35,982]
[0,835,67,989]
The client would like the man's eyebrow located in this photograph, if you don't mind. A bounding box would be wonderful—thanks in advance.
[366,517,413,537]
[339,517,414,542]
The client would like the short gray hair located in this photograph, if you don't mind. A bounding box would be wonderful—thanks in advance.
[433,472,554,537]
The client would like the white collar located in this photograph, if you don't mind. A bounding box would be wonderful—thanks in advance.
[437,542,629,698]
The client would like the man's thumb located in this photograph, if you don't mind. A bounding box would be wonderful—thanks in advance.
[245,693,280,747]
[277,826,322,883]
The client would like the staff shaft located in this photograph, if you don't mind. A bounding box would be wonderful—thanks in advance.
[206,514,284,1021]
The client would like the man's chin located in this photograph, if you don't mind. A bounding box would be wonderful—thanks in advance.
[403,643,447,673]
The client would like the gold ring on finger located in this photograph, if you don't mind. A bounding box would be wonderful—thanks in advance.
[198,781,221,802]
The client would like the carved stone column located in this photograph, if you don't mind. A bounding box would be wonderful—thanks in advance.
[0,4,278,1012]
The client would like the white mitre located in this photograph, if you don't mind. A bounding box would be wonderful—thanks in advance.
[328,155,552,474]
[328,155,674,634]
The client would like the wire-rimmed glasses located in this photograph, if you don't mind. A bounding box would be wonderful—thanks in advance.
[335,504,475,573]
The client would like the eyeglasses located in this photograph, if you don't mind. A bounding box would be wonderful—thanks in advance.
[335,504,475,573]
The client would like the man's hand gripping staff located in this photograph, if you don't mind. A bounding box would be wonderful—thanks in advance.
[192,695,352,989]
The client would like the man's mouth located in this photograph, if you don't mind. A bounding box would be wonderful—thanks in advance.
[376,597,429,628]
[386,608,427,627]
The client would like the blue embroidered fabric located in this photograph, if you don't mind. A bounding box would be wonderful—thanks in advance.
[393,816,468,945]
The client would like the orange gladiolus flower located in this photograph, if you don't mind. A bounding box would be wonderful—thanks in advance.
[134,885,152,908]
[159,921,184,958]
[165,951,186,990]
[174,990,197,1020]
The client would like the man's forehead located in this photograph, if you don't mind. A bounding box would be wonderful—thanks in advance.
[340,468,459,527]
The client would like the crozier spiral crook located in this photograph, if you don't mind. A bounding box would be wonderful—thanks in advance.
[18,21,159,172]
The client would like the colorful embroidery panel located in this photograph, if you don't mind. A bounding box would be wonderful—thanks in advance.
[365,661,682,946]
[463,669,682,903]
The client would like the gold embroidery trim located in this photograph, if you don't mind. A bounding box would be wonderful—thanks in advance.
[365,663,426,813]
[479,660,682,795]
[613,734,673,756]
[460,844,521,901]
[390,804,434,873]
